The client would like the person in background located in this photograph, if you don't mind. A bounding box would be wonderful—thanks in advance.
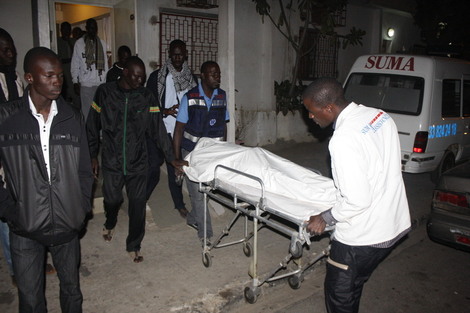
[57,22,76,107]
[87,56,187,263]
[106,45,131,83]
[71,18,108,119]
[0,27,24,287]
[72,27,84,41]
[0,46,93,313]
[173,61,229,246]
[146,39,197,218]
[303,78,411,313]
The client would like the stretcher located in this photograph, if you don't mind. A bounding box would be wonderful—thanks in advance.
[184,138,338,303]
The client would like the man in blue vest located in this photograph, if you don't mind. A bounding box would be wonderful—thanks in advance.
[173,61,229,245]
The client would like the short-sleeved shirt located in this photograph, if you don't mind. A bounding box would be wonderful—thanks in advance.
[176,84,230,123]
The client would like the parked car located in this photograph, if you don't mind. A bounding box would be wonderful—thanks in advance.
[427,161,470,252]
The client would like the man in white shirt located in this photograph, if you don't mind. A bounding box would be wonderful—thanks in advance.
[71,18,108,120]
[146,40,197,218]
[303,78,411,313]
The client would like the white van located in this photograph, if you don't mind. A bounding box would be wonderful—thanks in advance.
[343,54,470,180]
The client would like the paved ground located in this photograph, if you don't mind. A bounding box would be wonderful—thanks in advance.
[0,139,434,313]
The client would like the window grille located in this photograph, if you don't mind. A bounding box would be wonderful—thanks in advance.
[176,0,218,9]
[299,29,339,80]
[160,11,218,74]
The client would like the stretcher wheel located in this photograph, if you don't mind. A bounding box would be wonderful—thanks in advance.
[244,286,259,304]
[202,252,212,268]
[290,241,303,259]
[243,242,252,257]
[288,274,303,290]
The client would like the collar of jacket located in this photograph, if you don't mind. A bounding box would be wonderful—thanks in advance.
[21,88,78,124]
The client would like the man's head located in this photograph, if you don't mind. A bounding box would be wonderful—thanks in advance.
[120,56,146,90]
[302,78,348,128]
[85,18,98,39]
[23,47,63,102]
[117,45,131,65]
[0,28,17,68]
[72,27,83,39]
[169,39,187,71]
[60,22,72,39]
[200,61,220,91]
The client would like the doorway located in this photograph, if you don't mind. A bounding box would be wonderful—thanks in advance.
[50,0,136,66]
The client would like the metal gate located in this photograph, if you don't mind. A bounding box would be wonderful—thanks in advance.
[160,11,218,74]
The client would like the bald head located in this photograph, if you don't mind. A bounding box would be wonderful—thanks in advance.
[302,78,347,109]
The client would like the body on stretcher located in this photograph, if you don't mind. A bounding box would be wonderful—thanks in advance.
[184,138,338,303]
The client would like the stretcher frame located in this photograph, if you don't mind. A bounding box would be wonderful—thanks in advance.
[198,164,332,304]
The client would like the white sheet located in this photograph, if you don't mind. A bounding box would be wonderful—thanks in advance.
[184,138,339,222]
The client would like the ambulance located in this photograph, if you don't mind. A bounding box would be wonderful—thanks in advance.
[343,54,470,180]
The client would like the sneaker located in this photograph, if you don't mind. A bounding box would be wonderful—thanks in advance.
[187,222,198,231]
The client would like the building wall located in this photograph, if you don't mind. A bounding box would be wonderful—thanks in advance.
[0,0,34,81]
[0,0,423,146]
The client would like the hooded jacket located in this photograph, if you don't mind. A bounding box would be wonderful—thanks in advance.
[0,91,94,246]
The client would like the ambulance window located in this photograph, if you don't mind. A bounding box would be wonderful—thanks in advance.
[442,80,461,118]
[463,80,470,117]
[344,73,424,115]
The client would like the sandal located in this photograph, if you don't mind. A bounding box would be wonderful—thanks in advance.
[129,251,144,263]
[177,207,189,219]
[102,228,115,242]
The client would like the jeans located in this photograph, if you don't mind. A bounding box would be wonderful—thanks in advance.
[0,221,13,275]
[324,240,393,313]
[10,232,82,313]
[182,149,213,239]
[146,134,186,210]
[102,171,147,252]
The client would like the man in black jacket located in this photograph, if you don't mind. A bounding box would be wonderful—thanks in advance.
[0,47,94,313]
[145,39,196,218]
[87,56,186,263]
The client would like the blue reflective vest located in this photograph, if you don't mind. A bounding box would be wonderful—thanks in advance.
[181,86,227,152]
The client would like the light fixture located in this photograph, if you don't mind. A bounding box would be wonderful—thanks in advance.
[387,28,395,38]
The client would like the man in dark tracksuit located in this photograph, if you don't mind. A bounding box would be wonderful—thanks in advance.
[0,47,94,313]
[87,56,186,263]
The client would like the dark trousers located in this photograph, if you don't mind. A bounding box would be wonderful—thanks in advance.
[324,240,393,313]
[10,232,82,313]
[102,171,147,252]
[146,134,186,210]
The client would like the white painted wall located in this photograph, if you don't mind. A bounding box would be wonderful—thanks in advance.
[1,0,423,146]
[337,4,422,83]
[0,0,34,81]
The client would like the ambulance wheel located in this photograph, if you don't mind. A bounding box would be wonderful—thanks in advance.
[432,151,455,183]
[288,274,303,290]
[202,252,212,268]
[244,286,259,304]
[243,242,252,257]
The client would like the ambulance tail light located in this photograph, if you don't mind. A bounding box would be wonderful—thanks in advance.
[413,131,428,153]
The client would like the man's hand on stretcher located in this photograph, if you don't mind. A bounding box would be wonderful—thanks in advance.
[306,214,327,236]
[171,159,188,176]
